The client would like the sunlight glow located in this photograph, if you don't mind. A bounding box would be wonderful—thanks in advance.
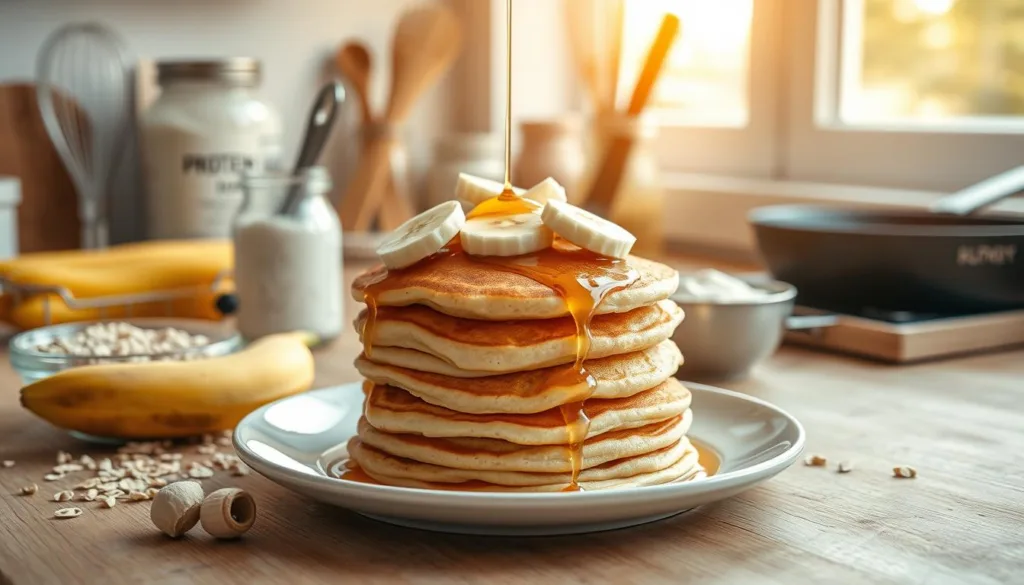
[620,0,753,126]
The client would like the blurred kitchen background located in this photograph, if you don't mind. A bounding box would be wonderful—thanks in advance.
[1,0,1023,260]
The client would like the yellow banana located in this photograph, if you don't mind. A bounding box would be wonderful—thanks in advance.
[2,241,232,298]
[8,279,234,330]
[20,332,317,439]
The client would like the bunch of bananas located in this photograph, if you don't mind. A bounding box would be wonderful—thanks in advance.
[0,239,234,329]
[20,332,317,438]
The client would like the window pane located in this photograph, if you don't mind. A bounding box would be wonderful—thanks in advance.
[840,0,1024,124]
[620,0,753,126]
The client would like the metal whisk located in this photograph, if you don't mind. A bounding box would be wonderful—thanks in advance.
[36,22,131,249]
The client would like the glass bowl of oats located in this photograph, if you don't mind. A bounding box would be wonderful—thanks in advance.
[9,319,243,384]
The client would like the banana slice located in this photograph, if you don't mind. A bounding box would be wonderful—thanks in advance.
[455,173,524,208]
[460,213,553,257]
[541,200,636,258]
[522,177,568,206]
[376,201,465,269]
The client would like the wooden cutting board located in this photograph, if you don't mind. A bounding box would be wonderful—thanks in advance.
[0,83,81,252]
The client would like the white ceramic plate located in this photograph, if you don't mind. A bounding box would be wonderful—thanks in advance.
[234,383,804,536]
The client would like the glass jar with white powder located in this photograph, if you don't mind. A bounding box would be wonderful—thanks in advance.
[142,58,282,239]
[233,167,342,343]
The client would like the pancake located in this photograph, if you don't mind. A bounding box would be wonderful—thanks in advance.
[356,412,691,473]
[348,438,703,491]
[351,246,679,321]
[364,379,691,445]
[356,299,684,374]
[355,340,683,413]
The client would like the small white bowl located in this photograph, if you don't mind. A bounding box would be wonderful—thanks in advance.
[671,275,796,382]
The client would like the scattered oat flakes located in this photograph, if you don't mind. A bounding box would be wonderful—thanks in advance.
[128,490,150,502]
[54,507,82,519]
[837,461,854,474]
[100,496,117,509]
[20,484,38,496]
[803,454,827,467]
[188,466,214,479]
[53,490,74,502]
[1,460,14,468]
[893,466,917,479]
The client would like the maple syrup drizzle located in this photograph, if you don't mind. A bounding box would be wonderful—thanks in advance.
[357,0,641,492]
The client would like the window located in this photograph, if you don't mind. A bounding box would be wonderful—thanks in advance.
[839,0,1024,127]
[619,0,753,126]
[611,0,1024,190]
[612,0,780,178]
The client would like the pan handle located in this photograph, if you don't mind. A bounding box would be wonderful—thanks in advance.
[785,314,839,337]
[929,165,1024,216]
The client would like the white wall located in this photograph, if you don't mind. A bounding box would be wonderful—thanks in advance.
[0,0,453,242]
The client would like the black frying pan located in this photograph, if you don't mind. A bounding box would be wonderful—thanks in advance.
[749,166,1024,314]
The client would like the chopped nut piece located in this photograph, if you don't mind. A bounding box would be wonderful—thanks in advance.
[53,490,74,502]
[57,451,73,464]
[188,466,214,479]
[216,437,232,447]
[75,478,101,490]
[100,496,117,509]
[84,489,99,502]
[1,460,14,468]
[145,487,160,499]
[197,445,218,455]
[893,466,917,479]
[43,473,64,482]
[149,477,168,488]
[129,490,150,502]
[20,484,38,496]
[837,461,854,474]
[803,454,827,467]
[54,507,83,519]
[230,463,250,477]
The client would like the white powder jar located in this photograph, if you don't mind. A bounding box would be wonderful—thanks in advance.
[141,59,282,239]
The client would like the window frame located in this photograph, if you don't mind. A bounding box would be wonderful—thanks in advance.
[624,0,783,179]
[783,0,1024,191]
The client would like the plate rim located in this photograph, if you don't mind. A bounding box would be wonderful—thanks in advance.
[233,382,805,505]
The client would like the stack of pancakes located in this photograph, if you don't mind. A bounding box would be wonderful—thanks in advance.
[347,253,701,491]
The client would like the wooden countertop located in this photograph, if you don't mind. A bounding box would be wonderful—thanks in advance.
[1,265,1022,585]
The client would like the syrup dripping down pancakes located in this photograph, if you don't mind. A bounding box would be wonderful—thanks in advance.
[346,194,703,491]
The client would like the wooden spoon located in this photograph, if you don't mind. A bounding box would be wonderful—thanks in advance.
[335,42,374,125]
[340,3,463,231]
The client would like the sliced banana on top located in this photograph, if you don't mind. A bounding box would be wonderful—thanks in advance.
[376,201,465,269]
[541,200,636,259]
[455,173,525,208]
[522,177,568,206]
[461,213,554,257]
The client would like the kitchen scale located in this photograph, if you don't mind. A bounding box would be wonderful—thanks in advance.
[784,304,1024,363]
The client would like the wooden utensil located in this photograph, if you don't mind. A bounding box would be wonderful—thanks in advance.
[335,42,374,125]
[335,40,410,231]
[0,83,81,253]
[582,13,679,213]
[339,2,463,232]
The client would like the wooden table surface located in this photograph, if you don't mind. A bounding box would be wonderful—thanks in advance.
[1,265,1023,585]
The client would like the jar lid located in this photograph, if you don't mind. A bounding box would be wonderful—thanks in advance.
[157,58,261,87]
